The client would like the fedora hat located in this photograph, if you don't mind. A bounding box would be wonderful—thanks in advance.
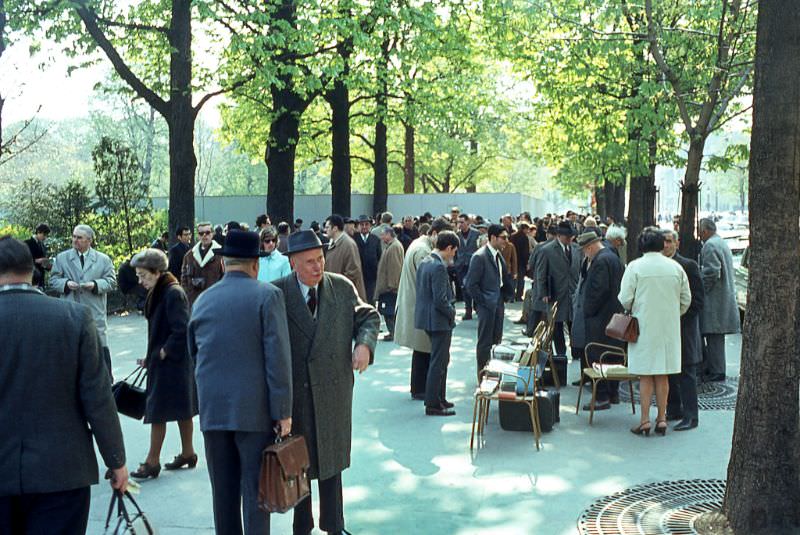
[556,220,575,236]
[356,214,372,224]
[217,230,260,258]
[285,230,323,255]
[577,231,601,248]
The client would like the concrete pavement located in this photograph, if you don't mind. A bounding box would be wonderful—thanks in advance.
[88,302,741,534]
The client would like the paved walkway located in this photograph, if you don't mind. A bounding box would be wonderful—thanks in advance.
[89,303,741,534]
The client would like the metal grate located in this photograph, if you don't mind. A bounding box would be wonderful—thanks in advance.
[578,479,726,535]
[617,378,738,410]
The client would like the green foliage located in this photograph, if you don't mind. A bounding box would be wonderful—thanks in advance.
[92,136,152,256]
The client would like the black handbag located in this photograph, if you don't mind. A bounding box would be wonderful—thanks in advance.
[112,367,147,420]
[104,490,154,534]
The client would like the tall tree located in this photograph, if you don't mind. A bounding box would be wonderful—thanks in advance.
[644,0,755,257]
[722,0,800,532]
[12,0,250,240]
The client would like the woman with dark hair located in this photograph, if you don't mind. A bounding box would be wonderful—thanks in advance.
[130,248,198,479]
[618,228,691,436]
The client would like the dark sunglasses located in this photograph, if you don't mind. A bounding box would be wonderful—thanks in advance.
[198,230,212,236]
[262,238,275,243]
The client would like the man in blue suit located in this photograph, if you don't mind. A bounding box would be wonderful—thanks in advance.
[189,230,293,535]
[415,231,459,416]
[466,224,514,379]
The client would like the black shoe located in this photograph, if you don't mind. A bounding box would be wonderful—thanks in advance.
[571,378,590,387]
[382,334,394,341]
[442,399,454,409]
[426,405,456,416]
[131,462,161,480]
[462,312,473,320]
[674,418,698,431]
[164,453,198,470]
[702,373,726,383]
[411,393,425,401]
[665,412,683,422]
[582,401,611,411]
[609,393,620,405]
[327,530,352,535]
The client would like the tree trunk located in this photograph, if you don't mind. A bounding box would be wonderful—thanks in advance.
[327,77,351,217]
[626,174,645,261]
[678,136,706,259]
[265,89,300,225]
[166,0,195,238]
[0,0,5,162]
[595,180,607,218]
[372,37,390,216]
[723,1,800,532]
[142,106,155,186]
[604,177,626,223]
[403,122,415,194]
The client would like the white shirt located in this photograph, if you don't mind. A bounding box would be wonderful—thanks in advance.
[486,244,503,286]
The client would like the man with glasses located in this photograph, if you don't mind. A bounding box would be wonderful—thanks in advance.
[257,226,291,282]
[50,224,117,374]
[181,222,224,306]
[466,224,514,378]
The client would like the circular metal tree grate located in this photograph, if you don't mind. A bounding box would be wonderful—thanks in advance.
[617,378,738,410]
[578,479,726,535]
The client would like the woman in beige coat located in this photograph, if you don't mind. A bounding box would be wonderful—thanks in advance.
[618,228,690,437]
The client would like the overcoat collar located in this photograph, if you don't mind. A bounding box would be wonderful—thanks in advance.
[285,272,335,345]
[484,245,504,275]
[70,247,97,272]
[192,240,221,267]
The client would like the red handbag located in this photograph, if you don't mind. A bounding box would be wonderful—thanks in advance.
[605,312,639,343]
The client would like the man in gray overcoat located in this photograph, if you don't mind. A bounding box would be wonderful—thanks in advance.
[273,230,380,535]
[525,224,556,336]
[50,224,117,374]
[189,230,293,535]
[698,218,740,382]
[535,220,581,359]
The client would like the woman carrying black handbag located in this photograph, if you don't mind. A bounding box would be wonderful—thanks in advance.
[130,248,198,479]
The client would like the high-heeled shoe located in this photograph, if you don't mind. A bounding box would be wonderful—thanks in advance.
[164,453,198,470]
[131,462,161,479]
[630,421,651,436]
[655,419,668,436]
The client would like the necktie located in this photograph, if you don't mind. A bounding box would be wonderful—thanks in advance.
[565,245,572,265]
[307,287,317,316]
[80,254,85,269]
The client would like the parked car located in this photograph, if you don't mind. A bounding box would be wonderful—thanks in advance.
[734,246,749,323]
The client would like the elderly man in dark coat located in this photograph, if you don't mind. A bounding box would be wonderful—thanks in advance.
[663,229,704,431]
[273,230,380,535]
[0,236,128,533]
[535,220,581,360]
[576,232,625,409]
[189,230,293,535]
[455,214,480,319]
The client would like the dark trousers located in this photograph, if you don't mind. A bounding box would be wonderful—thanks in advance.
[526,310,543,337]
[383,314,396,337]
[457,266,472,312]
[448,266,462,301]
[425,330,452,408]
[552,321,572,357]
[0,486,90,535]
[476,301,504,375]
[667,363,699,420]
[410,350,430,396]
[702,334,726,376]
[293,473,344,534]
[102,345,112,381]
[203,430,274,535]
[365,278,376,304]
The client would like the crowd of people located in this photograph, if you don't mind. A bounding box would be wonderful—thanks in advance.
[0,205,741,534]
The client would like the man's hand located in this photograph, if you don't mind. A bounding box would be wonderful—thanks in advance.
[35,257,45,265]
[276,417,292,437]
[542,296,550,303]
[67,281,80,291]
[81,282,95,291]
[159,348,167,360]
[136,358,146,367]
[352,344,371,374]
[110,466,129,493]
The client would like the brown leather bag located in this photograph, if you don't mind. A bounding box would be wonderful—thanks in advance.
[258,435,311,513]
[605,312,639,343]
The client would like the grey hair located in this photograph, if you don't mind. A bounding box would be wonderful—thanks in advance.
[73,224,95,241]
[223,256,257,268]
[380,212,393,224]
[699,218,716,233]
[131,248,168,273]
[381,226,396,238]
[605,225,627,241]
[660,228,679,241]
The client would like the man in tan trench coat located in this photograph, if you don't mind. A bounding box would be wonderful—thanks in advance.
[374,226,405,340]
[323,214,368,301]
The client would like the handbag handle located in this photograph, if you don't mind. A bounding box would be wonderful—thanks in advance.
[105,489,134,529]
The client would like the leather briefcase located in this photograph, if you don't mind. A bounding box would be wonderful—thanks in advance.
[111,367,147,420]
[258,434,311,514]
[605,312,639,343]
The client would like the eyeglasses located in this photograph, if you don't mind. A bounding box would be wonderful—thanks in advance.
[198,230,212,236]
[262,238,275,243]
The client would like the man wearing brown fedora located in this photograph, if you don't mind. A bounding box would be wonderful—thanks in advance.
[273,230,380,535]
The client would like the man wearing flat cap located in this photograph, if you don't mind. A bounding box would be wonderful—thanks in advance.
[573,231,625,409]
[188,230,293,534]
[535,220,582,362]
[272,230,380,535]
